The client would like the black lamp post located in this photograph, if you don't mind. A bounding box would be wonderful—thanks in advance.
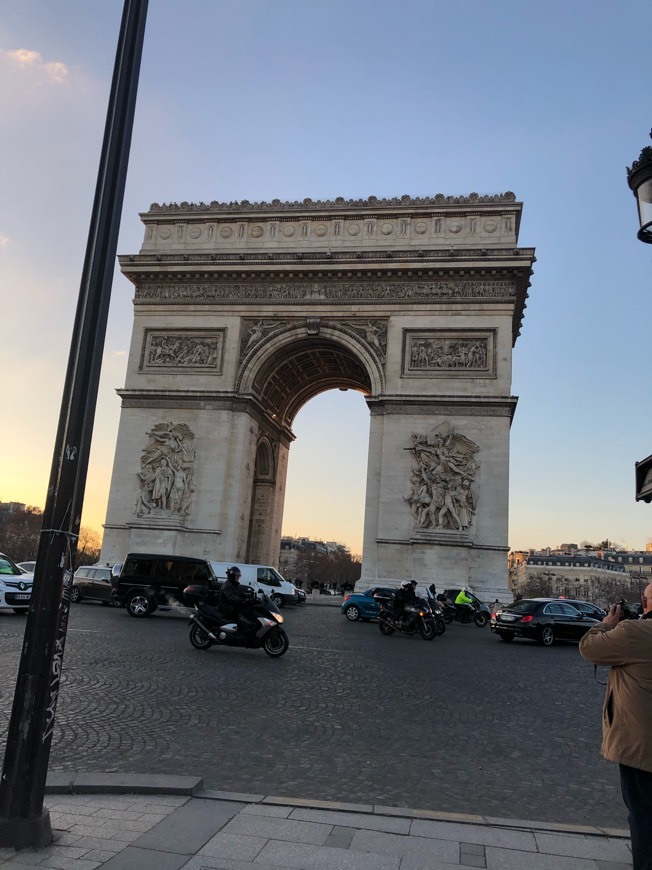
[629,131,652,503]
[626,130,652,244]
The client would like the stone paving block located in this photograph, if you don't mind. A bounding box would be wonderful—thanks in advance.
[82,849,119,862]
[220,813,331,845]
[47,803,98,817]
[460,842,485,855]
[594,862,634,870]
[51,832,81,846]
[1,852,49,866]
[485,846,597,870]
[197,832,267,861]
[72,835,136,852]
[68,825,137,842]
[535,832,632,862]
[241,804,293,819]
[111,817,168,833]
[194,790,265,803]
[460,854,486,869]
[253,839,400,870]
[350,829,458,864]
[411,819,537,850]
[94,846,192,870]
[133,799,244,855]
[325,825,355,849]
[289,808,410,834]
[91,808,145,821]
[180,856,296,870]
[36,857,101,870]
[263,796,374,813]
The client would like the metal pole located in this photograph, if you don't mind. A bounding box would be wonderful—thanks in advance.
[0,0,148,848]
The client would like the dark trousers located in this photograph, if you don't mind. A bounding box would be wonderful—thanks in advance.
[619,763,652,870]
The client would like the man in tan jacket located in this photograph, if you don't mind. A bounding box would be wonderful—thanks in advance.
[579,583,652,870]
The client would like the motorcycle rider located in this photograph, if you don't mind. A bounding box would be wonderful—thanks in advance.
[393,579,418,626]
[218,566,249,625]
[455,587,475,620]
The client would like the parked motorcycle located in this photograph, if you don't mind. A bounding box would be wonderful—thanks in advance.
[376,593,438,640]
[183,584,289,658]
[437,593,489,628]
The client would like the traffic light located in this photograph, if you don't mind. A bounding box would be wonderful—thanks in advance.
[635,454,652,502]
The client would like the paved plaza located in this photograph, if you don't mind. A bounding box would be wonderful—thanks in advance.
[0,601,627,831]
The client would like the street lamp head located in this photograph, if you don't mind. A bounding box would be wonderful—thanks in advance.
[626,130,652,244]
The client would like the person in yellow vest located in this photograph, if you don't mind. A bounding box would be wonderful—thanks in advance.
[454,587,475,620]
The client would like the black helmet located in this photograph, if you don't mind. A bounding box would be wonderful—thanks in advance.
[226,566,241,582]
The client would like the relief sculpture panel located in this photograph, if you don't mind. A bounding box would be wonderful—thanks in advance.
[141,329,224,372]
[134,422,196,518]
[402,329,496,378]
[404,422,479,532]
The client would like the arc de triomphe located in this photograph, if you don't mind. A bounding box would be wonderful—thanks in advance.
[100,193,535,600]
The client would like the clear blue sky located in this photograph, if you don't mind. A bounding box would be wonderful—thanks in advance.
[2,0,651,556]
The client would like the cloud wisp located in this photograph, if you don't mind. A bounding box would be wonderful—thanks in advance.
[4,48,68,84]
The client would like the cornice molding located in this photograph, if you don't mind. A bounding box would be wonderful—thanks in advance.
[366,395,518,419]
[145,192,519,216]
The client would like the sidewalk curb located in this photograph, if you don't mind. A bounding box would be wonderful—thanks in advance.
[45,772,203,796]
[44,774,630,839]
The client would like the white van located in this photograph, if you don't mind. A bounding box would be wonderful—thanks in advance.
[210,562,298,608]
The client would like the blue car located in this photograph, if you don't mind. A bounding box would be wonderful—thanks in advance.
[341,587,395,622]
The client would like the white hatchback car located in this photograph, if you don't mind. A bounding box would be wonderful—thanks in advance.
[0,553,33,613]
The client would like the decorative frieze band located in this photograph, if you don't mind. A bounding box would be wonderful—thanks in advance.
[135,280,516,305]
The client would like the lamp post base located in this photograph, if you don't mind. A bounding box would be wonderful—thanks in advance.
[0,809,53,849]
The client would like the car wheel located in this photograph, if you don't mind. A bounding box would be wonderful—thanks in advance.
[126,592,155,617]
[189,624,213,650]
[110,590,122,608]
[498,632,514,642]
[263,628,289,658]
[538,625,555,647]
[271,593,285,608]
[70,586,81,603]
[344,604,360,621]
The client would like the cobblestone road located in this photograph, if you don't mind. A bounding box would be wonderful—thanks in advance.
[0,602,625,828]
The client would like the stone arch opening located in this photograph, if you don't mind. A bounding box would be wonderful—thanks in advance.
[252,338,372,427]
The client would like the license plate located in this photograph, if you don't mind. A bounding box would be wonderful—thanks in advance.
[14,594,30,600]
[500,614,516,622]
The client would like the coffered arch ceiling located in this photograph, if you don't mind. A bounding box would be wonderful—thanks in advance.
[251,338,372,428]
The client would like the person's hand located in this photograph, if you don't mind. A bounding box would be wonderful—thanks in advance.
[602,604,622,630]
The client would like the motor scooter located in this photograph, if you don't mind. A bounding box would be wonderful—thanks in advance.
[183,583,289,658]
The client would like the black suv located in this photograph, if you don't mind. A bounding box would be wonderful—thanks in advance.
[115,553,216,618]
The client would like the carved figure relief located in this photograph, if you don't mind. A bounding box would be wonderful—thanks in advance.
[404,423,479,532]
[142,330,224,372]
[403,330,495,378]
[135,422,196,518]
[239,320,285,360]
[341,320,388,364]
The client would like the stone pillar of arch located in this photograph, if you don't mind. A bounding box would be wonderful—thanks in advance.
[100,193,535,602]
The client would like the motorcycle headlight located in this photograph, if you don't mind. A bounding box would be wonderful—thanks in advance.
[273,612,284,624]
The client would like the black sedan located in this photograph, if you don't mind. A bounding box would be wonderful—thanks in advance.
[491,598,599,647]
